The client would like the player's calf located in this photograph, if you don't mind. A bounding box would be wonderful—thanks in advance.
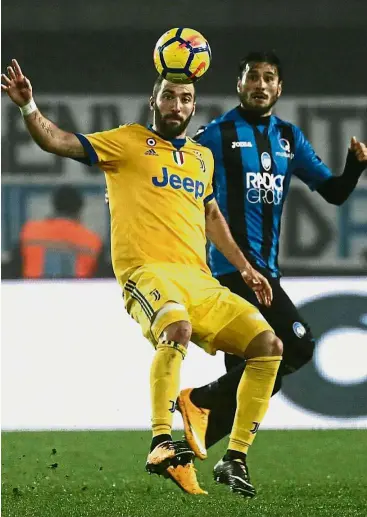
[148,319,191,465]
[220,331,282,474]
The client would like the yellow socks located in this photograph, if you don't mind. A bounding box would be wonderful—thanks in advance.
[228,356,282,454]
[150,340,187,437]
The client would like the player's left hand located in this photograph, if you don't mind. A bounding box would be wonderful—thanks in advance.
[350,136,367,164]
[240,267,273,307]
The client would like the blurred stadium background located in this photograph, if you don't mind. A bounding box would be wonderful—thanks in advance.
[2,1,367,516]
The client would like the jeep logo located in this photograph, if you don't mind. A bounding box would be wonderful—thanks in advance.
[152,167,205,199]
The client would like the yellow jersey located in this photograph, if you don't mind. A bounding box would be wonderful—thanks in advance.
[76,124,214,284]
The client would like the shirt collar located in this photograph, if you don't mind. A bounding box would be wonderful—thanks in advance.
[236,106,272,126]
[148,125,187,150]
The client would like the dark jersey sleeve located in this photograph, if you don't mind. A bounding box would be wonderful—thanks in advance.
[316,150,366,205]
[291,126,366,205]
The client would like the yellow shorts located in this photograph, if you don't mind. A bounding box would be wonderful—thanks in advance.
[123,263,273,356]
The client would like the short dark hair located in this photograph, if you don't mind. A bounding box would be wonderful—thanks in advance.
[152,75,196,100]
[238,51,283,81]
[53,185,83,217]
[152,75,165,100]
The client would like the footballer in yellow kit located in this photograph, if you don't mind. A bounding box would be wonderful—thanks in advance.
[2,56,281,497]
[76,122,271,354]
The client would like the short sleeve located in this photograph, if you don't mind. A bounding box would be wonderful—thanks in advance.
[292,127,332,190]
[74,126,128,172]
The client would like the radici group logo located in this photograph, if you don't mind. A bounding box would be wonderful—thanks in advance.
[246,172,285,205]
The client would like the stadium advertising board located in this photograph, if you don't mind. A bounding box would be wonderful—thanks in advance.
[2,278,367,431]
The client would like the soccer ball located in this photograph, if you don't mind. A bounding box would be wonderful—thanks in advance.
[153,28,211,84]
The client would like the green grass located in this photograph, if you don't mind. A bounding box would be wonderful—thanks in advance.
[2,430,367,517]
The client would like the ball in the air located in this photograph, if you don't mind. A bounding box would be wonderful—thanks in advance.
[153,27,211,84]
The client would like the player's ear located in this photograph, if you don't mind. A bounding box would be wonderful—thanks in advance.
[192,102,196,116]
[277,81,283,98]
[236,78,242,93]
[149,96,155,110]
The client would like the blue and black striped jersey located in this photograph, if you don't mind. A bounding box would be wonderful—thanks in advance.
[195,106,332,278]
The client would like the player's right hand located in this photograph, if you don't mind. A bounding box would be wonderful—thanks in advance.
[240,267,273,307]
[1,59,33,107]
[350,136,367,165]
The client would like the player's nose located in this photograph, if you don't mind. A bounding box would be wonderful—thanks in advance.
[256,76,267,89]
[171,105,180,112]
[171,99,182,111]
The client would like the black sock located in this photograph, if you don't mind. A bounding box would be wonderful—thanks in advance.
[205,405,236,448]
[223,449,247,463]
[190,361,246,410]
[150,434,172,452]
[224,353,245,372]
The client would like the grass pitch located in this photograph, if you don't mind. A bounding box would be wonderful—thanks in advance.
[2,430,367,517]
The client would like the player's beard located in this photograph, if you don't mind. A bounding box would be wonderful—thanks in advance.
[154,108,194,139]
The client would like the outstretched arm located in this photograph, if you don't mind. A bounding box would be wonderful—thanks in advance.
[292,128,367,205]
[205,199,272,307]
[1,59,86,159]
[317,137,367,205]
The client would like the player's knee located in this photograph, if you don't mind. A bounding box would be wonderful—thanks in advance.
[245,330,283,359]
[270,334,283,356]
[160,320,192,347]
[282,326,315,374]
[301,334,315,364]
